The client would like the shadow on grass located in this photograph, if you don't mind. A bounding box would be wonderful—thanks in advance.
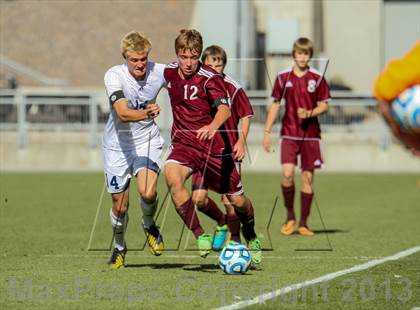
[291,228,350,235]
[125,263,220,273]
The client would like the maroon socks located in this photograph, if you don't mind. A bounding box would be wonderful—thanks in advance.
[299,191,314,227]
[176,198,204,238]
[282,185,296,221]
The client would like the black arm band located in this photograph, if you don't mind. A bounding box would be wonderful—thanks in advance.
[109,90,125,105]
[212,97,230,108]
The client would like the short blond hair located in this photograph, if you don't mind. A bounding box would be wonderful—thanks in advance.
[120,31,152,58]
[292,37,314,58]
[174,29,203,55]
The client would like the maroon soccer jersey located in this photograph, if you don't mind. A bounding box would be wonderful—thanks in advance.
[222,74,254,147]
[164,63,230,155]
[271,67,331,139]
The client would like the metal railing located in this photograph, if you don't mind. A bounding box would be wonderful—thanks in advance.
[0,88,385,148]
[0,88,106,147]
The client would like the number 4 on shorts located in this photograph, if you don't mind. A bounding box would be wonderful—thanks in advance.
[106,174,120,190]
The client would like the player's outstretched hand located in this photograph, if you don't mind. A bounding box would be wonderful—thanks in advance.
[196,125,217,140]
[263,132,271,153]
[377,100,420,156]
[233,141,245,161]
[145,104,161,119]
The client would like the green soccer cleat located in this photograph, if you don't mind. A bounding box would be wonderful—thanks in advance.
[212,224,228,251]
[226,240,240,246]
[108,247,127,269]
[197,233,212,258]
[248,238,262,267]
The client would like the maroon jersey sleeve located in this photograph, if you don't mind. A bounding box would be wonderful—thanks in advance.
[233,88,254,118]
[163,66,172,84]
[206,75,230,108]
[317,77,331,102]
[271,75,284,102]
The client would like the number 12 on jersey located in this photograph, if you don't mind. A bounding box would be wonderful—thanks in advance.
[184,85,198,100]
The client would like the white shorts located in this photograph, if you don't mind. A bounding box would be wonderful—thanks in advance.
[103,136,163,193]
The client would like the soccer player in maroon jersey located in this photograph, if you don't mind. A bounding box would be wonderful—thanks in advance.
[164,30,261,264]
[263,37,330,236]
[191,45,255,250]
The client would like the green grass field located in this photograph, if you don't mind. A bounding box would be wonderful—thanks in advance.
[0,172,419,309]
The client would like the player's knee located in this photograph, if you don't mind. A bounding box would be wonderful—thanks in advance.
[224,203,235,215]
[301,178,312,188]
[283,171,294,182]
[195,200,207,210]
[282,175,294,187]
[221,195,231,207]
[168,183,184,198]
[138,184,157,203]
[228,194,246,208]
[192,192,206,209]
[301,172,313,186]
[140,191,157,204]
[166,178,177,191]
[112,198,129,216]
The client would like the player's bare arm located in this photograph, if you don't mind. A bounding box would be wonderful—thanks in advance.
[197,104,231,140]
[234,117,251,160]
[263,102,281,152]
[113,99,161,122]
[377,99,420,156]
[297,101,329,119]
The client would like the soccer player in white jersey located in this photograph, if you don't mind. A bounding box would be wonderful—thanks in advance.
[103,31,166,268]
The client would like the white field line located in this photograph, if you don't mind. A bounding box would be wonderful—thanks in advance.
[214,245,420,310]
[86,182,106,250]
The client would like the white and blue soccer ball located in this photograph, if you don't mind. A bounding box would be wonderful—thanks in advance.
[218,243,251,275]
[391,85,420,129]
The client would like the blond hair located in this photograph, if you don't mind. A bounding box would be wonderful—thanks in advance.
[174,29,203,55]
[201,45,227,68]
[292,37,314,58]
[120,31,152,58]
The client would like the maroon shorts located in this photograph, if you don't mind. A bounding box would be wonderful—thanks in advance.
[192,161,241,192]
[280,138,323,170]
[166,143,244,195]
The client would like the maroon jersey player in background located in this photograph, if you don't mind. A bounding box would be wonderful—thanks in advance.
[164,30,262,265]
[263,37,330,236]
[191,45,256,250]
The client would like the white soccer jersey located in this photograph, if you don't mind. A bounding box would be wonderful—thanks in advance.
[103,61,166,151]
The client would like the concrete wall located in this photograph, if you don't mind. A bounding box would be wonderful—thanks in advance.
[254,0,315,90]
[384,1,420,63]
[323,0,382,93]
[191,0,257,88]
[253,0,383,93]
[254,0,314,38]
[0,0,195,87]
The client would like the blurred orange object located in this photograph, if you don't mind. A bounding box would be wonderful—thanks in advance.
[374,41,420,156]
[374,41,420,101]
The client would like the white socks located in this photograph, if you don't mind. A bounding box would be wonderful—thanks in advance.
[140,196,158,228]
[109,209,128,251]
[109,195,158,250]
